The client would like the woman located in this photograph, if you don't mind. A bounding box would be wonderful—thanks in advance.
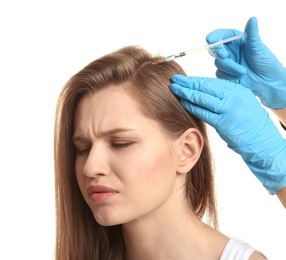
[54,46,266,259]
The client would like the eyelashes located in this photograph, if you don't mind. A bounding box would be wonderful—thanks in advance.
[111,142,134,149]
[75,141,135,155]
[75,147,90,155]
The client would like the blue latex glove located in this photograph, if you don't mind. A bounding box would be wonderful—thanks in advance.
[170,74,286,194]
[206,16,286,109]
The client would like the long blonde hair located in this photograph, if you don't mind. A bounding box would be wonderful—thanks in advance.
[54,46,217,260]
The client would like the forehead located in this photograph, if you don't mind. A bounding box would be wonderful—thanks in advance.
[72,84,177,144]
[73,85,148,133]
[75,85,142,117]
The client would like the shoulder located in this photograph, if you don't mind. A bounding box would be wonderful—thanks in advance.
[220,237,267,260]
[249,251,267,260]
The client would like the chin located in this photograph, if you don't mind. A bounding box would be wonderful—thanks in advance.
[93,213,123,227]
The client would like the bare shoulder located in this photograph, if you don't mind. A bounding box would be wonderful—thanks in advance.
[249,251,268,260]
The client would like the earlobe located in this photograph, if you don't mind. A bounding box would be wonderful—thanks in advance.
[176,128,204,174]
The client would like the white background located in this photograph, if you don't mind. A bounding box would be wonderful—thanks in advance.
[1,1,285,259]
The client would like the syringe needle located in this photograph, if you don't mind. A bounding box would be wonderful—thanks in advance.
[152,33,246,65]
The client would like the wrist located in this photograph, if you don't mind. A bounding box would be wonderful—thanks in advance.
[272,107,286,128]
[277,186,286,208]
[280,122,286,131]
[245,157,286,195]
[232,124,286,194]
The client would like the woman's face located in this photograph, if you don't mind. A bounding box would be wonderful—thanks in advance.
[73,85,183,226]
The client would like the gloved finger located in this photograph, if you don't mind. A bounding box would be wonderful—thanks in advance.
[244,16,266,56]
[171,75,223,98]
[171,76,234,100]
[215,70,243,81]
[244,16,260,41]
[170,83,223,113]
[180,99,219,127]
[171,74,201,89]
[208,46,228,59]
[215,58,247,76]
[206,29,243,44]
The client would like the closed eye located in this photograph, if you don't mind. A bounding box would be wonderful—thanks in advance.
[75,146,91,155]
[111,142,134,149]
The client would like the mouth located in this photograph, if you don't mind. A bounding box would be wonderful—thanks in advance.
[87,185,118,203]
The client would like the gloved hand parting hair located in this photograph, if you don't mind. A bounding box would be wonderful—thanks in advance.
[170,74,286,194]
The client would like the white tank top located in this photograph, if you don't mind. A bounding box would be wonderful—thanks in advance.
[220,237,267,260]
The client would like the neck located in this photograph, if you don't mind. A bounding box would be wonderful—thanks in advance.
[122,198,228,260]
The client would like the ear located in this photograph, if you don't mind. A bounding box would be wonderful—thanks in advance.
[176,128,204,174]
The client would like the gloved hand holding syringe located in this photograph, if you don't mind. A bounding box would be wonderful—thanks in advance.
[153,33,246,64]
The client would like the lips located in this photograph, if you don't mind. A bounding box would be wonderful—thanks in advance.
[87,185,118,202]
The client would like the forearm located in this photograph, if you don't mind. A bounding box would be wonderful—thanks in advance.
[269,107,286,208]
[272,107,286,129]
[277,186,286,209]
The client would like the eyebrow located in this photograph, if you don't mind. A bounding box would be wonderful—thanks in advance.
[72,128,136,143]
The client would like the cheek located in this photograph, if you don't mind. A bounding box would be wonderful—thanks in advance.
[119,144,177,186]
[119,145,178,212]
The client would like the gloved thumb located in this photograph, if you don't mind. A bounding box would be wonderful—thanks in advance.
[244,16,261,43]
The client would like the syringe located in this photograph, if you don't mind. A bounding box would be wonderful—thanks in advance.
[153,33,246,64]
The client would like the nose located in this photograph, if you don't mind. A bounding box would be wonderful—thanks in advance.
[82,144,109,178]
